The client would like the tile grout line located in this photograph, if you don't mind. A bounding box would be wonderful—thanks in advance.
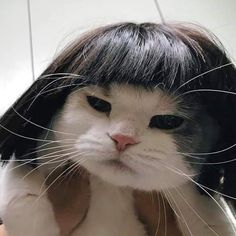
[27,0,36,81]
[153,0,165,23]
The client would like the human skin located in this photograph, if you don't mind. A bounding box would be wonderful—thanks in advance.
[0,225,5,236]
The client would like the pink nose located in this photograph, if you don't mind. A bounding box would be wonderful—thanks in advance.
[110,134,138,152]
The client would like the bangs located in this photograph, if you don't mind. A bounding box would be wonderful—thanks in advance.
[48,22,229,92]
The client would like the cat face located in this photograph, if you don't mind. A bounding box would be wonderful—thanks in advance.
[52,83,217,191]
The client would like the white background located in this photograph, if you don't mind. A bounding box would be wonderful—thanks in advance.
[0,0,235,114]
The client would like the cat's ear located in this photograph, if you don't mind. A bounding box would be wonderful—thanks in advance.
[0,75,77,162]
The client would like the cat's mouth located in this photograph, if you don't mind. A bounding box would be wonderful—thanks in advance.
[103,159,134,172]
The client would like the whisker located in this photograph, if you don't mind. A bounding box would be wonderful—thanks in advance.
[164,188,194,236]
[34,157,87,206]
[27,75,85,110]
[182,158,236,165]
[15,143,75,160]
[142,149,236,165]
[38,73,84,80]
[174,186,220,236]
[162,191,182,220]
[36,82,86,97]
[180,143,236,156]
[0,123,53,143]
[154,192,161,236]
[174,62,233,93]
[180,88,236,98]
[160,191,167,236]
[5,147,77,172]
[33,159,70,207]
[39,152,88,194]
[11,107,77,136]
[196,183,236,201]
[144,145,236,157]
[161,161,236,201]
[39,160,71,194]
[133,155,236,222]
[20,156,68,181]
[53,162,79,187]
[61,159,88,186]
[160,163,236,234]
[35,139,76,150]
[63,161,83,180]
[32,146,76,160]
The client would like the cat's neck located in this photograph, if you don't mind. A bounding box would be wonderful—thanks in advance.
[73,175,147,236]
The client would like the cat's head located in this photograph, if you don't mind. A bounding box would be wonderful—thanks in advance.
[51,82,218,190]
[0,22,236,194]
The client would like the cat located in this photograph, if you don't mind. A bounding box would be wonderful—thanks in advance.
[0,22,236,236]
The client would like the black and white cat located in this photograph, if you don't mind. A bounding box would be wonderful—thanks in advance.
[0,22,236,235]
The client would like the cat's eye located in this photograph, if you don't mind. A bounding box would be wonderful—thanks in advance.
[86,96,111,113]
[149,115,184,130]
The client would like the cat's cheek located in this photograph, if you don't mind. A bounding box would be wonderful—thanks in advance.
[53,95,110,139]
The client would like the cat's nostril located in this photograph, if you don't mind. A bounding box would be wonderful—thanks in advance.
[110,134,138,152]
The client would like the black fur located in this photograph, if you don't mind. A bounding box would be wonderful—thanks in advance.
[0,22,235,206]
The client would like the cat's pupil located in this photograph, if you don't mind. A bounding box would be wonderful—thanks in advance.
[87,96,111,113]
[149,115,184,130]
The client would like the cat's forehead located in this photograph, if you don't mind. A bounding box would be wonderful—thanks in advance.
[110,84,176,111]
[72,84,179,114]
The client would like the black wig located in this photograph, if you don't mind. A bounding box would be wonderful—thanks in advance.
[0,22,236,205]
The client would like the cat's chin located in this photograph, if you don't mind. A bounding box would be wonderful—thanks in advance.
[79,159,188,191]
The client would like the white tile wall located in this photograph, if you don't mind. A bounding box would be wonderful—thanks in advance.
[0,0,33,114]
[30,0,160,77]
[158,0,236,61]
[0,0,235,113]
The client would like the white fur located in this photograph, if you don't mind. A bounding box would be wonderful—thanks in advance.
[0,162,60,236]
[1,84,235,235]
[72,176,146,236]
